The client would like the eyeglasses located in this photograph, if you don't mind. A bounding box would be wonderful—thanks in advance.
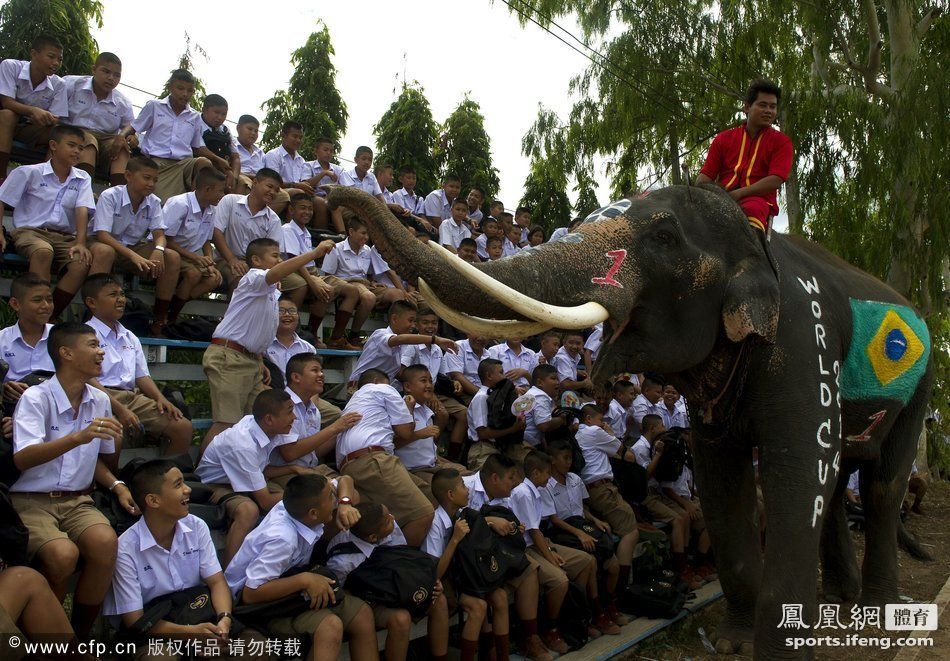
[278,308,299,316]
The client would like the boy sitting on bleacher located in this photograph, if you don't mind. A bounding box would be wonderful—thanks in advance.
[306,136,345,232]
[196,94,241,193]
[162,167,228,323]
[438,198,473,254]
[82,274,193,456]
[104,459,235,643]
[521,364,568,455]
[263,120,313,217]
[552,330,594,397]
[232,114,263,194]
[444,334,488,402]
[488,337,538,390]
[423,174,461,227]
[89,155,182,335]
[62,51,134,186]
[225,474,378,660]
[266,297,317,374]
[604,378,636,442]
[9,322,135,637]
[466,358,526,471]
[0,273,54,406]
[0,124,109,319]
[0,35,68,181]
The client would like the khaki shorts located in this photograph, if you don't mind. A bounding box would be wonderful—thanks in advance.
[587,481,637,536]
[526,544,593,590]
[13,121,52,150]
[209,482,283,520]
[280,268,344,297]
[503,443,533,466]
[150,156,206,202]
[105,387,176,442]
[661,495,705,533]
[409,458,471,504]
[202,343,266,424]
[268,590,368,635]
[11,227,81,274]
[505,556,540,593]
[108,240,161,276]
[438,395,467,417]
[643,492,683,524]
[10,493,111,559]
[466,441,500,471]
[345,278,391,303]
[316,397,342,428]
[269,463,339,489]
[340,451,433,527]
[80,129,124,173]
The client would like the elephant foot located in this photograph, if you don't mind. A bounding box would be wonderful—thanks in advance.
[713,618,754,655]
[821,567,861,604]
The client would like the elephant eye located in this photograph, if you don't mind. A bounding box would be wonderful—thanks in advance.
[655,230,676,246]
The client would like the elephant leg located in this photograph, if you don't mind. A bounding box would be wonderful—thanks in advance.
[820,471,860,603]
[690,438,760,655]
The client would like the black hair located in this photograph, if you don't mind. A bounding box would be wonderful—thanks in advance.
[442,173,461,184]
[284,473,330,519]
[195,167,227,188]
[47,322,96,369]
[129,459,177,510]
[515,206,532,216]
[561,329,584,342]
[281,120,303,134]
[642,374,666,390]
[745,78,781,106]
[416,306,438,319]
[355,146,373,159]
[547,438,573,457]
[252,388,292,422]
[237,114,259,126]
[388,299,417,319]
[613,379,637,394]
[399,165,416,176]
[10,272,51,301]
[524,449,552,476]
[540,330,561,342]
[528,225,545,241]
[373,162,393,175]
[486,236,503,248]
[481,217,499,228]
[452,198,469,208]
[254,167,283,187]
[641,413,664,435]
[49,124,85,143]
[167,69,195,86]
[458,237,477,250]
[126,155,160,174]
[532,364,558,383]
[94,52,121,67]
[477,357,503,382]
[202,93,227,109]
[358,368,390,387]
[351,503,386,540]
[82,273,122,304]
[285,352,322,385]
[581,403,603,420]
[468,187,485,198]
[245,237,280,266]
[346,216,366,233]
[289,192,313,206]
[498,212,514,223]
[479,453,517,482]
[400,363,431,384]
[30,35,63,52]
[431,468,462,503]
[314,136,334,148]
[490,200,504,209]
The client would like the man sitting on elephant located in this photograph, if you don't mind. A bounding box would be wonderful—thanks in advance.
[696,79,793,232]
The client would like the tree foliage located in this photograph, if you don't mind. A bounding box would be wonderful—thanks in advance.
[520,106,573,232]
[374,82,440,195]
[260,22,348,158]
[161,33,207,111]
[0,0,103,75]
[436,96,500,203]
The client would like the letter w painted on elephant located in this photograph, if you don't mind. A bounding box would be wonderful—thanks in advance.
[592,249,627,288]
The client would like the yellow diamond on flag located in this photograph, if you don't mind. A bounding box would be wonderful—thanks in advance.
[866,310,925,386]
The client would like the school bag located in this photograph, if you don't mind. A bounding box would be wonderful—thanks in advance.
[556,582,591,649]
[652,428,691,483]
[486,378,522,448]
[119,296,153,338]
[626,576,687,619]
[201,125,233,160]
[233,565,342,630]
[0,484,29,568]
[336,544,439,619]
[161,318,217,343]
[451,507,516,597]
[546,515,616,565]
[478,504,530,577]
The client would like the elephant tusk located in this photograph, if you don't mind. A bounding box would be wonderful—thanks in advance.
[425,242,611,329]
[418,278,554,338]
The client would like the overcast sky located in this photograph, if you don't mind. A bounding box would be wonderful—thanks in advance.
[93,0,787,231]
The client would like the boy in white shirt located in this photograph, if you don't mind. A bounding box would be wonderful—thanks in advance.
[9,322,135,637]
[306,136,345,232]
[583,323,603,375]
[488,338,538,390]
[537,330,560,366]
[552,330,593,396]
[423,174,462,227]
[338,146,383,197]
[232,114,264,193]
[661,383,690,429]
[444,334,488,400]
[604,379,637,441]
[438,198,473,253]
[631,374,666,428]
[521,365,568,452]
[661,459,716,582]
[266,298,317,373]
[475,217,504,260]
[195,94,241,193]
[0,274,55,406]
[466,187,485,228]
[262,120,314,216]
[466,358,527,470]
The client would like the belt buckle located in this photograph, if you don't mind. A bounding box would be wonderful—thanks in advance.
[49,491,62,498]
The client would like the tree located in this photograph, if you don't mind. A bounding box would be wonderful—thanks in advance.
[260,22,348,158]
[436,95,500,204]
[573,168,600,219]
[161,33,207,111]
[0,0,103,75]
[520,158,572,234]
[374,82,440,195]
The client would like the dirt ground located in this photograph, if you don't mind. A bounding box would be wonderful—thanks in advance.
[621,479,950,660]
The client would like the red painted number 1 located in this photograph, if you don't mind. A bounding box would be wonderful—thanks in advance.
[592,249,627,288]
[846,410,887,442]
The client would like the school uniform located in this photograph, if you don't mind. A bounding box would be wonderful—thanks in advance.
[401,342,443,383]
[233,139,265,176]
[9,376,115,559]
[104,514,221,619]
[438,219,471,250]
[465,385,500,470]
[62,74,134,173]
[349,326,400,385]
[92,185,167,273]
[279,220,345,297]
[423,189,452,220]
[442,339,485,391]
[632,435,681,523]
[585,323,603,362]
[521,385,554,448]
[475,233,490,259]
[502,238,522,257]
[338,168,382,196]
[162,191,216,258]
[226,500,366,635]
[631,393,665,426]
[0,322,54,382]
[200,120,233,162]
[487,342,538,388]
[548,227,569,243]
[0,59,68,148]
[399,401,468,502]
[261,145,307,186]
[392,188,424,215]
[266,334,317,378]
[203,268,280,424]
[469,208,484,227]
[422,505,455,559]
[0,162,95,269]
[659,466,704,533]
[659,397,690,429]
[131,97,206,201]
[545,474,587,520]
[305,160,345,195]
[575,423,637,535]
[604,398,630,441]
[335,383,433,526]
[462,472,510,510]
[267,387,337,484]
[552,346,582,384]
[320,239,390,300]
[325,523,407,584]
[213,192,297,286]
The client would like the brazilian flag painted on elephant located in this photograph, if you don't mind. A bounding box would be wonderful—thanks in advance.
[841,299,931,404]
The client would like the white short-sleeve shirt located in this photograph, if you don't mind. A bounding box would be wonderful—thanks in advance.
[162,192,216,253]
[11,376,115,492]
[325,524,406,584]
[438,220,472,249]
[104,515,220,616]
[0,162,95,233]
[87,316,150,390]
[401,343,444,383]
[92,186,166,246]
[487,343,538,388]
[132,97,203,161]
[212,268,281,355]
[545,474,588,520]
[335,383,414,462]
[338,168,382,196]
[265,334,317,378]
[281,221,314,268]
[349,327,399,384]
[605,398,629,440]
[659,399,690,429]
[392,188,424,215]
[631,436,659,489]
[661,465,693,499]
[502,238,522,257]
[466,386,489,443]
[213,194,283,258]
[233,140,265,175]
[62,75,134,133]
[423,189,452,220]
[584,324,603,362]
[305,160,344,191]
[423,506,454,558]
[576,423,623,483]
[442,339,484,387]
[552,346,581,383]
[0,322,54,381]
[631,394,665,426]
[0,59,67,116]
[270,387,322,469]
[395,402,436,469]
[510,478,554,545]
[522,385,553,447]
[263,146,309,184]
[463,472,510,510]
[196,415,296,492]
[320,239,373,280]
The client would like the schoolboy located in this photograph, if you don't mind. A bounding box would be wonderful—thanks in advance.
[402,306,469,459]
[504,225,524,255]
[521,364,568,451]
[201,237,329,446]
[326,503,449,661]
[466,187,485,227]
[232,114,264,193]
[488,200,504,221]
[62,51,134,185]
[660,383,690,429]
[552,330,594,395]
[9,322,134,637]
[537,330,561,365]
[162,167,229,321]
[280,193,363,349]
[514,206,533,243]
[426,468,510,661]
[486,235,504,261]
[266,353,362,486]
[546,439,629,626]
[457,237,478,263]
[391,166,427,220]
[574,405,642,604]
[225,474,379,661]
[661,457,716,581]
[306,136,345,232]
[0,35,68,177]
[583,322,603,375]
[0,274,54,404]
[196,93,241,192]
[263,120,313,216]
[0,124,103,319]
[605,379,637,441]
[466,358,527,470]
[90,156,181,334]
[321,216,407,340]
[338,146,383,197]
[267,297,317,371]
[105,459,234,642]
[461,454,550,661]
[82,274,193,455]
[475,216,503,259]
[444,334,489,400]
[488,337,538,389]
[632,414,700,588]
[510,451,611,649]
[439,198,473,253]
[631,374,666,428]
[424,173,462,226]
[120,69,212,201]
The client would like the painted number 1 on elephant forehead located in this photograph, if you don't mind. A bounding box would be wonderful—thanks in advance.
[592,249,627,288]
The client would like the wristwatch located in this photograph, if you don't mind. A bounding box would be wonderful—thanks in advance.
[338,496,353,506]
[217,612,232,621]
[108,479,125,492]
[154,245,166,252]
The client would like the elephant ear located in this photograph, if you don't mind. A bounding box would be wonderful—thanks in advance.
[721,256,780,343]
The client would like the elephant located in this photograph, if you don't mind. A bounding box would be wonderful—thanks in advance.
[327,184,933,659]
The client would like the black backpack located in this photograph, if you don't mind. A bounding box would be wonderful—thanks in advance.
[452,508,517,597]
[557,583,591,650]
[119,296,153,337]
[652,428,691,483]
[478,504,530,578]
[0,484,28,569]
[202,125,233,160]
[626,577,687,619]
[338,545,439,619]
[162,318,218,342]
[546,515,616,566]
[486,378,522,448]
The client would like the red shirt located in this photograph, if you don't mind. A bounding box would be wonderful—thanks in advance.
[700,124,793,215]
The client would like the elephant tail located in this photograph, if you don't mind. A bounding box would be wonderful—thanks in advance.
[898,520,932,561]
